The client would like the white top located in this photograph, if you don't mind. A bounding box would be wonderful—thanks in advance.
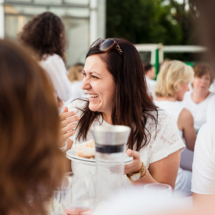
[154,100,192,194]
[145,76,157,100]
[154,101,184,133]
[183,91,215,129]
[68,99,185,185]
[209,79,215,93]
[191,122,215,194]
[40,54,72,102]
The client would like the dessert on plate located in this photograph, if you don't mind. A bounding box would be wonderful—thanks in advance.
[74,140,95,159]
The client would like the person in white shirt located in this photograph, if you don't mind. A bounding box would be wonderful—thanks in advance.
[144,63,157,99]
[66,63,88,105]
[209,79,215,93]
[183,63,215,131]
[18,12,72,106]
[192,122,215,203]
[61,38,184,189]
[154,60,196,195]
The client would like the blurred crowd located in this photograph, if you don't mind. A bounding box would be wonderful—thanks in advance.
[1,3,215,215]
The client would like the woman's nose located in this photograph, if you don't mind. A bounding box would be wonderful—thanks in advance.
[82,77,91,90]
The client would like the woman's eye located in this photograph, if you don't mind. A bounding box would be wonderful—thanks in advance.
[92,75,98,79]
[82,72,86,76]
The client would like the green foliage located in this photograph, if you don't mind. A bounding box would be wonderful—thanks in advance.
[106,0,194,46]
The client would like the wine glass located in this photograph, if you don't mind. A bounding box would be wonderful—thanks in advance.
[52,189,64,215]
[62,172,73,188]
[63,171,95,215]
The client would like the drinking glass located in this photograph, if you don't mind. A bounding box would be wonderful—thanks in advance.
[62,172,73,188]
[62,171,95,215]
[52,189,64,215]
[144,183,172,197]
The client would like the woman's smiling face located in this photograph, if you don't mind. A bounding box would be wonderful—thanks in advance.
[82,55,116,116]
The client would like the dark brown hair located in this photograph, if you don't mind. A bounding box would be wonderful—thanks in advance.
[144,63,153,74]
[18,12,67,61]
[0,39,66,215]
[76,38,158,151]
[193,63,214,85]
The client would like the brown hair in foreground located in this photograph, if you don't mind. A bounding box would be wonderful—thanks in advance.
[18,12,67,61]
[0,39,66,215]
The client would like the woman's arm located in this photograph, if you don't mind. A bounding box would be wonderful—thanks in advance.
[124,149,181,189]
[178,108,196,151]
[193,193,215,205]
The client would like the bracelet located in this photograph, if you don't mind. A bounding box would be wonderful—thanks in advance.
[126,161,147,182]
[139,167,147,180]
[60,141,67,152]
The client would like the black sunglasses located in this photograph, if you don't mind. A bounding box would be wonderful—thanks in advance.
[89,38,123,55]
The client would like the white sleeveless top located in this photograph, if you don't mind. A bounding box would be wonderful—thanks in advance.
[154,101,184,137]
[154,100,192,194]
[183,91,215,129]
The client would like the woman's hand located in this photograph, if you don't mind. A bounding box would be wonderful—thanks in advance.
[60,107,79,143]
[124,149,142,175]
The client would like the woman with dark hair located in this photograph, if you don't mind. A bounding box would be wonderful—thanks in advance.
[62,38,185,188]
[0,39,66,215]
[18,12,72,105]
[144,63,157,99]
[183,63,215,131]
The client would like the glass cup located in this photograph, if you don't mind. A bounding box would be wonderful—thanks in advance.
[62,172,94,215]
[52,189,64,215]
[52,171,73,215]
[144,183,172,197]
[62,172,73,188]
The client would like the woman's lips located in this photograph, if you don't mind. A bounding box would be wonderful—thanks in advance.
[88,93,99,101]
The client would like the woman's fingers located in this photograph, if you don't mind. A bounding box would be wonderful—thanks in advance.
[127,149,140,159]
[60,115,79,128]
[59,107,79,142]
[62,130,76,142]
[60,110,77,121]
[124,149,142,175]
[63,106,68,113]
[60,122,77,135]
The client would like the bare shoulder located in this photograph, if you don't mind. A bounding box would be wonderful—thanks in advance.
[179,108,193,121]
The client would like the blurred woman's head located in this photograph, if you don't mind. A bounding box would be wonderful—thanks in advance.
[18,12,66,61]
[68,63,84,82]
[192,63,214,93]
[78,38,157,151]
[155,60,194,101]
[144,63,156,80]
[0,39,65,215]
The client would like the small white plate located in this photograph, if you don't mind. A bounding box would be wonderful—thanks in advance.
[66,148,133,165]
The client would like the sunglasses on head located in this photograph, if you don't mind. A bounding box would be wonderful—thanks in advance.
[89,38,123,55]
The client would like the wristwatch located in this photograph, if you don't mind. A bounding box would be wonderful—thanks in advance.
[126,161,146,182]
